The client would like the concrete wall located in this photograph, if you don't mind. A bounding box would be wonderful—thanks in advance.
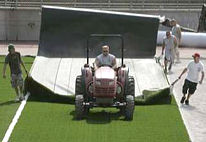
[0,8,41,41]
[138,9,201,31]
[0,8,201,41]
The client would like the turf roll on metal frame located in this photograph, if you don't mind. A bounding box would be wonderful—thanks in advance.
[27,6,170,104]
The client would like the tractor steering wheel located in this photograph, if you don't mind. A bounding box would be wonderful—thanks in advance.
[99,64,113,68]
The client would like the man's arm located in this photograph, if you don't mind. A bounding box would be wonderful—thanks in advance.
[94,58,99,70]
[178,68,187,79]
[20,61,28,75]
[2,63,7,78]
[112,57,117,69]
[162,40,165,55]
[178,26,182,41]
[199,71,204,84]
[174,36,177,47]
[19,53,28,75]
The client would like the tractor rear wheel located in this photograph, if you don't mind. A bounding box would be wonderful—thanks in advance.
[75,75,85,119]
[75,75,83,94]
[125,76,135,96]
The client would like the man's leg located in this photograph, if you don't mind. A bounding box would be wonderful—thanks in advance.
[14,87,20,101]
[11,74,20,101]
[164,57,168,73]
[185,94,192,105]
[181,79,189,104]
[185,81,197,105]
[169,53,175,72]
[175,47,180,63]
[17,74,25,100]
[175,39,180,63]
[180,93,186,104]
[168,61,173,71]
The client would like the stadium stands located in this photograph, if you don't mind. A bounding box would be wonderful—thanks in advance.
[0,0,205,10]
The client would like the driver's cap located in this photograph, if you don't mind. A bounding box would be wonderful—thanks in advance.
[192,53,200,58]
[8,44,15,51]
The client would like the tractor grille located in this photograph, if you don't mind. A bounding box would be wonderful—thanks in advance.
[94,87,115,97]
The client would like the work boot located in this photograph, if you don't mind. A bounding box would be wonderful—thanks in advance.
[176,60,181,64]
[20,96,25,101]
[185,100,189,105]
[15,96,20,102]
[180,96,185,104]
[168,63,172,71]
[164,68,168,74]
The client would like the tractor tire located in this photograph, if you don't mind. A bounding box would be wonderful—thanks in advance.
[125,76,135,96]
[75,95,84,120]
[75,75,83,95]
[125,95,135,121]
[124,76,135,120]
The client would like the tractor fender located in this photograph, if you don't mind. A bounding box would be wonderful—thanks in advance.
[81,67,93,95]
[118,67,129,94]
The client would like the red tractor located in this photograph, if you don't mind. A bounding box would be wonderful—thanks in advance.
[75,34,135,120]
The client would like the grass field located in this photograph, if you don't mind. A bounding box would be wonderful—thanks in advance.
[0,57,189,142]
[0,56,33,140]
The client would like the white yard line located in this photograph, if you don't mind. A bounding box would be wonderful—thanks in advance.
[2,92,30,142]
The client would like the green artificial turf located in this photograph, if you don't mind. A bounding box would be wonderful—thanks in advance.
[0,56,189,142]
[0,56,33,140]
[9,97,189,142]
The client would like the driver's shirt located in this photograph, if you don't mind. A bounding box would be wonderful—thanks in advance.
[96,53,116,67]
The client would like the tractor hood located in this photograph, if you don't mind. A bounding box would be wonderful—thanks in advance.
[95,67,115,80]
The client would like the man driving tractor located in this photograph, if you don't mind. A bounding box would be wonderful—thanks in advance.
[94,45,117,70]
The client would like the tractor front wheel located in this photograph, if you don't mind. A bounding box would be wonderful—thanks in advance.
[75,95,84,120]
[124,76,135,120]
[125,95,135,120]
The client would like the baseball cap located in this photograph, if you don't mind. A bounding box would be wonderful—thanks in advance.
[8,44,15,51]
[171,19,176,22]
[192,53,200,58]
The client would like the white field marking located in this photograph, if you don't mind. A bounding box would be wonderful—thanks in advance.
[2,92,30,142]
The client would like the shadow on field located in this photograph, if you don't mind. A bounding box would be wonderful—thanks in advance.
[27,93,75,104]
[70,110,125,124]
[0,100,18,106]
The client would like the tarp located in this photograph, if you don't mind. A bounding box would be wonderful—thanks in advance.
[30,57,169,96]
[29,6,169,96]
[38,6,160,58]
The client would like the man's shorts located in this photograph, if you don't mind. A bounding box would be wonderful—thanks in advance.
[164,51,175,63]
[182,79,198,95]
[11,74,24,88]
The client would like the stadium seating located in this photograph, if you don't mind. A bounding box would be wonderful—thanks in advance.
[0,0,205,10]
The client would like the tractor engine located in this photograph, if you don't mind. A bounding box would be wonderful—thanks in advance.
[93,67,116,98]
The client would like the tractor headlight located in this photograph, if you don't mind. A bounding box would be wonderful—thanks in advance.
[116,84,122,94]
[108,80,115,86]
[96,80,101,85]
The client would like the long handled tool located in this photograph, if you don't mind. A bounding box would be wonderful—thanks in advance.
[170,78,180,93]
